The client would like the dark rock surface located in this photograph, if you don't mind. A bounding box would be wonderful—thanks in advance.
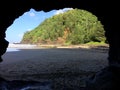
[0,77,52,90]
[86,67,120,90]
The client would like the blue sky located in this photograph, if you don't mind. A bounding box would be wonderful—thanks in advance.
[5,8,73,43]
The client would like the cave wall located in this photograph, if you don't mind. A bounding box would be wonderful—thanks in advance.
[0,0,119,68]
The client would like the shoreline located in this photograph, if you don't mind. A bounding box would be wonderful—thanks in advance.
[8,43,37,48]
[0,48,107,87]
[8,43,109,50]
[1,45,109,89]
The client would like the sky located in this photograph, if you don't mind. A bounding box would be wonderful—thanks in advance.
[5,8,73,43]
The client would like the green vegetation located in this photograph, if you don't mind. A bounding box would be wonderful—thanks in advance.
[86,41,107,46]
[21,9,106,45]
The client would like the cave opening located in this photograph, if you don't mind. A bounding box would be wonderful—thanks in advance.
[0,7,109,89]
[0,1,119,89]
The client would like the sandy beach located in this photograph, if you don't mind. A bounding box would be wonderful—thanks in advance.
[0,46,109,89]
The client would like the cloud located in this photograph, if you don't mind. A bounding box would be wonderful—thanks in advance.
[23,12,36,17]
[55,10,64,15]
[29,12,35,17]
[54,8,73,15]
[18,33,24,38]
[27,28,32,31]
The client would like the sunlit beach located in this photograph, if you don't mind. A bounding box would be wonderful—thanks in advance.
[8,43,37,48]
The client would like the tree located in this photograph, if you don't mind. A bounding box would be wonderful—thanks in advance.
[21,9,106,45]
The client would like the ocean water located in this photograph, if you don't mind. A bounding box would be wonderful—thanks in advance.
[6,48,20,52]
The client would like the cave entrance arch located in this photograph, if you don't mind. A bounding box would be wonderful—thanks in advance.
[1,7,109,89]
[0,1,119,89]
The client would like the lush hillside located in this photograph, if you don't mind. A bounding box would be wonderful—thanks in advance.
[21,9,106,45]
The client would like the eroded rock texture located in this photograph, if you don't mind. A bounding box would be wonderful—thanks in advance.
[0,0,120,89]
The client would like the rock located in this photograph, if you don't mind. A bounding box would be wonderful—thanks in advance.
[0,77,52,90]
[85,67,120,90]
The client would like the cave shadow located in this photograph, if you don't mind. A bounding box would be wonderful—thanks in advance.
[0,47,109,90]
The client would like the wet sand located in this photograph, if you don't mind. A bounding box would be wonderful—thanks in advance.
[0,47,109,89]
